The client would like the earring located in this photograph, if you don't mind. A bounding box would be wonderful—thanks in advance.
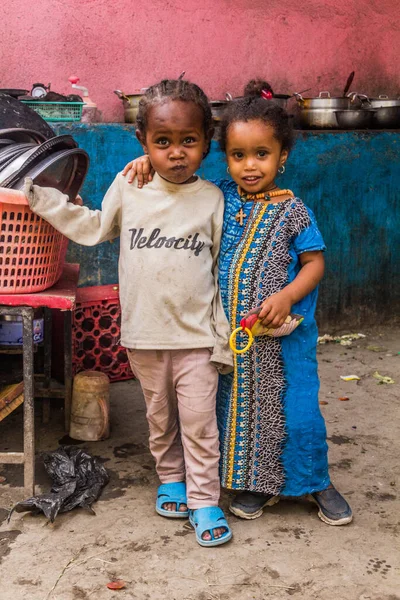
[278,164,286,174]
[227,167,230,174]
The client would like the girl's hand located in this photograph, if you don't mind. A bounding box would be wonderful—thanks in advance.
[74,194,83,206]
[122,156,154,187]
[258,291,292,328]
[258,251,325,327]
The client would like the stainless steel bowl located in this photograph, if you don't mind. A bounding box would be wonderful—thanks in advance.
[372,106,400,128]
[334,109,375,129]
[294,108,339,129]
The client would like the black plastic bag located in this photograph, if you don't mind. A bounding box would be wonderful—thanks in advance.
[9,446,109,522]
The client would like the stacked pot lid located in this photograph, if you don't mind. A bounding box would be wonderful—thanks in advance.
[0,95,89,199]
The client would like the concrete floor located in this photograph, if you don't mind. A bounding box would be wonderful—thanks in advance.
[0,327,399,600]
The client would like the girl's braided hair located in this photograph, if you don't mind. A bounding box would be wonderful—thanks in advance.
[243,78,274,97]
[219,80,294,154]
[136,79,213,155]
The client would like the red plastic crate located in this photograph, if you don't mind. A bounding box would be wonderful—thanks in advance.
[73,284,135,382]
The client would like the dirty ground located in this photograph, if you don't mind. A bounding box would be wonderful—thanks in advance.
[0,327,399,600]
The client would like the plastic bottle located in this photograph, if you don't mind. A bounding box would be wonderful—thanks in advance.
[68,75,98,123]
[70,371,110,441]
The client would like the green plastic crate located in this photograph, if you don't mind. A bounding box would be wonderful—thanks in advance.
[20,100,84,122]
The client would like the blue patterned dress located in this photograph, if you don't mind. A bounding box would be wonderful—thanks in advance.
[215,179,330,497]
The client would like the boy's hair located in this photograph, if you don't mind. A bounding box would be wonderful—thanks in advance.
[136,79,213,155]
[219,97,295,154]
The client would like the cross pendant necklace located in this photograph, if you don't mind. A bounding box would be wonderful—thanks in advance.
[235,207,245,226]
[235,186,294,226]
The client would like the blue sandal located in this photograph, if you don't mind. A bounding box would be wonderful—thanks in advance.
[156,482,189,518]
[189,506,233,547]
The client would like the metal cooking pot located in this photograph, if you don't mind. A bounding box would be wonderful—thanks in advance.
[114,90,145,123]
[363,95,400,109]
[293,91,361,129]
[294,91,357,110]
[356,95,400,128]
[373,106,400,128]
[210,100,227,123]
[335,109,375,130]
[294,108,340,129]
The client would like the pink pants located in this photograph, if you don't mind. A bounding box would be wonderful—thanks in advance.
[127,348,220,509]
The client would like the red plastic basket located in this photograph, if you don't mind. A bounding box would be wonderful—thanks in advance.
[0,189,68,293]
[73,284,135,382]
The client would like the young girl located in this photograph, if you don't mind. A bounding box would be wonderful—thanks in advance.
[123,82,353,526]
[24,79,233,547]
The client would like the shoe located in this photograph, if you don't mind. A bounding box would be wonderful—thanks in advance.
[189,506,232,547]
[311,485,353,525]
[229,491,280,520]
[156,482,189,518]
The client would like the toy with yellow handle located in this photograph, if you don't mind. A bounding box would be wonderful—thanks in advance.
[229,308,304,355]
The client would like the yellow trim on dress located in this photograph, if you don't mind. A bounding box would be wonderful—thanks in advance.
[226,203,269,486]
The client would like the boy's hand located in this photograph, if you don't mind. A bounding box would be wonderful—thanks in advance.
[74,194,83,206]
[258,291,292,328]
[122,156,154,187]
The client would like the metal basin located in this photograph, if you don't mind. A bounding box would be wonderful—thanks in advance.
[294,108,339,129]
[335,109,375,129]
[373,106,400,128]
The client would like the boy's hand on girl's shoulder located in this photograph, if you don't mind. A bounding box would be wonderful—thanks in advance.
[122,156,154,187]
[259,291,292,328]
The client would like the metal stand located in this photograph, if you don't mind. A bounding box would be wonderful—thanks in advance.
[0,264,79,495]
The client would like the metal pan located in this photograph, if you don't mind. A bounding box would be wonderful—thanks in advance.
[0,144,36,172]
[0,128,48,144]
[12,148,89,200]
[0,135,77,187]
[335,109,375,129]
[372,106,400,128]
[0,145,38,178]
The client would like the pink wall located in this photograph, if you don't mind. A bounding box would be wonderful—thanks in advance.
[1,0,400,122]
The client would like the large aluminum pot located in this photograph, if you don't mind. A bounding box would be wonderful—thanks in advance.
[294,91,361,129]
[364,95,400,109]
[210,100,227,123]
[114,90,144,123]
[294,91,357,110]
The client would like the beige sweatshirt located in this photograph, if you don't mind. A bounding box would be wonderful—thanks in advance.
[25,173,233,371]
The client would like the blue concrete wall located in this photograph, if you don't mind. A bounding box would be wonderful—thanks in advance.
[54,124,400,328]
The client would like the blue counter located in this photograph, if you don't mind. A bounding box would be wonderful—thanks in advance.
[53,124,400,328]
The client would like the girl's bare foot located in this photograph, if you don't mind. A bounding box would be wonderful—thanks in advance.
[201,526,227,541]
[161,501,188,513]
